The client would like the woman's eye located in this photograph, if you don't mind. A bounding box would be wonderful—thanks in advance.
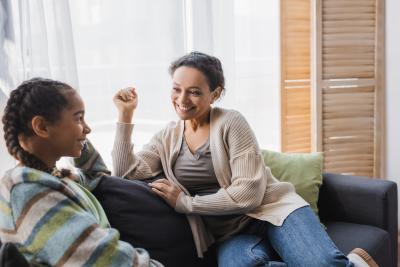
[191,91,201,96]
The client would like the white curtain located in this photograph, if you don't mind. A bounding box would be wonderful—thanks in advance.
[0,0,78,173]
[0,0,16,173]
[68,0,280,168]
[0,0,17,95]
[0,0,280,172]
[68,0,186,167]
[189,0,281,150]
[0,0,78,91]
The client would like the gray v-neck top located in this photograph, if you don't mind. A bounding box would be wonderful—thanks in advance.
[173,137,218,196]
[173,137,252,240]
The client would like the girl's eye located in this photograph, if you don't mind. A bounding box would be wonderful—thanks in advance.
[75,115,84,122]
[191,91,201,96]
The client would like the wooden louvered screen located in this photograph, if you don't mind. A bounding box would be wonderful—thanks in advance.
[315,0,385,177]
[281,0,312,153]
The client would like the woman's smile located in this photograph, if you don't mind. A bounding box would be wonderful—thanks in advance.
[171,66,216,123]
[176,104,195,113]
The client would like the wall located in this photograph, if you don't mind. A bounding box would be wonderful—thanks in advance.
[386,0,400,223]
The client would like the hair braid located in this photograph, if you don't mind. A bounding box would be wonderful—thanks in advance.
[2,78,73,174]
[3,82,51,172]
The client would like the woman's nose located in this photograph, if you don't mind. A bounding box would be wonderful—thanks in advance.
[178,93,188,103]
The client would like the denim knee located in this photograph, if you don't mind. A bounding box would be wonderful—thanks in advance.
[309,249,353,267]
[217,234,270,267]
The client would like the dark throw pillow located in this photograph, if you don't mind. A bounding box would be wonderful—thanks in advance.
[92,175,215,267]
[0,243,30,267]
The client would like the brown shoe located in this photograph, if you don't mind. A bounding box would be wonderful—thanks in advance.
[349,248,379,267]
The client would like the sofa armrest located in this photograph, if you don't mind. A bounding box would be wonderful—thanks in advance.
[318,173,397,231]
[318,172,398,267]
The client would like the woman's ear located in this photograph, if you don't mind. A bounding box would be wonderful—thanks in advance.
[211,87,222,104]
[31,116,51,138]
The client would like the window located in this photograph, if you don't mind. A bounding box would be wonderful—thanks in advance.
[67,0,280,167]
[69,0,186,167]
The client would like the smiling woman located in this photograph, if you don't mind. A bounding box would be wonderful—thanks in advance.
[169,52,224,132]
[171,66,219,124]
[110,52,379,267]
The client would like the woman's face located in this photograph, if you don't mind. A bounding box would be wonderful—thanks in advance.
[47,91,91,158]
[171,66,217,121]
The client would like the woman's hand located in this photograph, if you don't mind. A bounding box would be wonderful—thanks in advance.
[150,178,183,208]
[113,87,138,123]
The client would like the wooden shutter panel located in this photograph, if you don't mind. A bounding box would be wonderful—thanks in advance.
[281,0,312,153]
[315,0,385,177]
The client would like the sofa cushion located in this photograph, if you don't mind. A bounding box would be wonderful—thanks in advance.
[325,221,390,267]
[92,175,214,267]
[0,243,30,267]
[261,150,323,215]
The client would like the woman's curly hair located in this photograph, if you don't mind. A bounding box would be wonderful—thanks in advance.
[169,51,225,94]
[2,77,73,174]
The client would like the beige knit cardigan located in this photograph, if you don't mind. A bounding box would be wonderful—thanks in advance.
[112,107,308,257]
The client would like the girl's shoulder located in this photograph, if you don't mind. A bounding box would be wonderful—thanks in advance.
[1,166,64,197]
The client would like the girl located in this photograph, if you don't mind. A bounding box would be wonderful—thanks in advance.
[0,78,162,266]
[112,52,378,267]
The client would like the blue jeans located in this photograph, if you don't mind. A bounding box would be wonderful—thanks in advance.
[217,206,353,267]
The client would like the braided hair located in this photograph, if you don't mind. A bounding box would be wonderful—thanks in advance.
[2,78,74,174]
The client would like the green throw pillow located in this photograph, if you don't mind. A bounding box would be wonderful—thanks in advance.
[261,149,323,216]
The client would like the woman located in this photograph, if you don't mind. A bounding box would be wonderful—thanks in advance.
[112,52,378,267]
[0,78,162,266]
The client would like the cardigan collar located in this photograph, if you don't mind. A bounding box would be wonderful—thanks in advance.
[168,107,226,188]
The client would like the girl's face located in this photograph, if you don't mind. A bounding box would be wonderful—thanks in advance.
[171,66,218,121]
[46,91,91,159]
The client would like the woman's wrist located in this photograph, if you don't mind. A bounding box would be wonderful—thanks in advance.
[118,110,134,124]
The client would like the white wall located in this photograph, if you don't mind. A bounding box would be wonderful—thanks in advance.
[386,0,400,223]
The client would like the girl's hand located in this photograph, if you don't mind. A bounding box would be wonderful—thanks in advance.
[150,178,183,208]
[113,87,138,123]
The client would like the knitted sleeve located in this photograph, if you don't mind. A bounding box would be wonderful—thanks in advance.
[175,111,267,215]
[6,181,163,267]
[111,122,163,179]
[73,139,111,191]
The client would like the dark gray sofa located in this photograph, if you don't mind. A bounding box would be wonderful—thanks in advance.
[202,173,399,267]
[0,173,397,267]
[318,173,398,267]
[97,173,398,267]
